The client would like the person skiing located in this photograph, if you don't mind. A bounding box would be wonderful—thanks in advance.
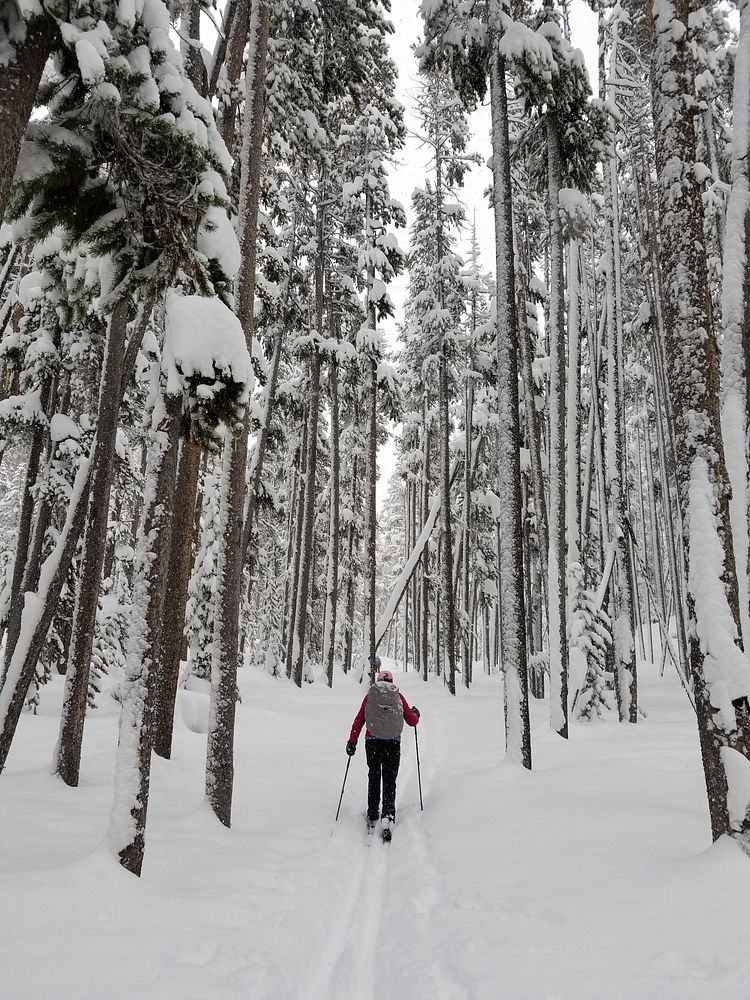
[346,661,420,838]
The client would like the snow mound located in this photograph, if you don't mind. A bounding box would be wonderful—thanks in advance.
[164,291,252,403]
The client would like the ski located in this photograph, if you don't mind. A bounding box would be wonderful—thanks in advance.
[381,828,391,843]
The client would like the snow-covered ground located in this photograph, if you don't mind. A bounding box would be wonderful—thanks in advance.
[1,660,749,1000]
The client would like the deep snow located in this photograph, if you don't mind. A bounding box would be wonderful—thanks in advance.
[1,661,749,1000]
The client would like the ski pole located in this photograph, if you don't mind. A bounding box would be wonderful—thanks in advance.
[415,727,424,811]
[335,756,352,822]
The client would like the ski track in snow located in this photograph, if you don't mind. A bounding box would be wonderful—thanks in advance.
[301,728,467,1000]
[300,821,387,1000]
[375,721,469,1000]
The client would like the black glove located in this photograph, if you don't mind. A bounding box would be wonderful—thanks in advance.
[346,740,357,756]
[412,706,420,719]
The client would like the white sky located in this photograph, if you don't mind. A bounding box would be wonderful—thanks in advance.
[376,0,600,504]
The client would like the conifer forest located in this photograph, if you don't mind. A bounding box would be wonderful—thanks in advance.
[2,0,750,996]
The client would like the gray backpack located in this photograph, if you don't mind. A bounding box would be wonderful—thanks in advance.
[365,681,404,739]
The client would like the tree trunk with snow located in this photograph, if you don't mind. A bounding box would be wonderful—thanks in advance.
[324,352,340,688]
[545,111,568,740]
[291,349,322,687]
[565,241,581,566]
[291,176,326,687]
[182,0,206,95]
[110,391,181,876]
[605,27,638,723]
[650,0,750,842]
[721,0,750,650]
[242,318,285,568]
[439,347,457,694]
[3,417,47,673]
[56,299,132,785]
[461,328,475,689]
[343,450,359,674]
[365,352,378,681]
[517,273,549,587]
[216,0,253,150]
[487,0,532,766]
[420,399,431,680]
[153,432,202,760]
[205,0,269,825]
[285,417,307,677]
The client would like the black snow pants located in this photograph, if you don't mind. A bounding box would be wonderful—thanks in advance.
[365,738,401,823]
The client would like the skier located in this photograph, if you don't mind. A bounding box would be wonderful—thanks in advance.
[346,662,420,839]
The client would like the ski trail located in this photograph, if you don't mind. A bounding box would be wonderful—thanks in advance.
[373,709,470,1000]
[299,824,389,1000]
[302,696,468,1000]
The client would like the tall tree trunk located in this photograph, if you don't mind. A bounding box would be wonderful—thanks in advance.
[206,0,270,826]
[182,0,207,95]
[420,401,431,680]
[461,331,474,689]
[285,417,307,677]
[56,299,134,785]
[153,432,202,760]
[488,0,532,766]
[216,0,252,149]
[546,110,568,740]
[324,353,340,688]
[3,419,46,673]
[362,187,379,683]
[291,349,322,686]
[439,348,457,694]
[364,354,378,681]
[291,175,326,687]
[606,23,637,723]
[642,392,667,624]
[110,391,181,875]
[650,0,750,843]
[565,241,581,566]
[517,272,549,586]
[343,452,359,674]
[721,0,750,648]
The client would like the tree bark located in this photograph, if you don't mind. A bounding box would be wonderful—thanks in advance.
[605,25,637,723]
[0,10,56,221]
[545,111,568,739]
[57,298,132,786]
[206,0,270,826]
[110,391,181,875]
[3,419,46,673]
[650,0,750,842]
[488,0,532,766]
[215,0,252,150]
[291,349,322,686]
[153,432,202,760]
[324,353,340,687]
